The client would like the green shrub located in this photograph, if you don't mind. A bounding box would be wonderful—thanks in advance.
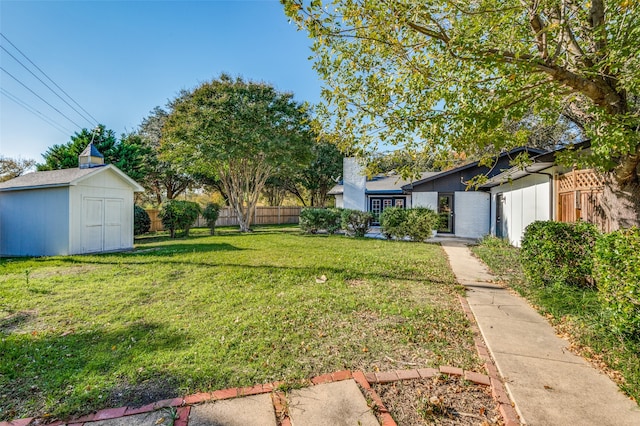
[379,207,408,239]
[160,200,201,238]
[405,208,439,242]
[133,205,151,236]
[594,228,640,337]
[324,208,343,234]
[299,208,342,234]
[340,209,373,237]
[202,203,221,235]
[521,220,599,288]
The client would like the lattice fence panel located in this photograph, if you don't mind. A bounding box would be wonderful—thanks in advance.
[558,169,605,193]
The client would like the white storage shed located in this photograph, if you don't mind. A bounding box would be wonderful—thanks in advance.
[0,145,144,256]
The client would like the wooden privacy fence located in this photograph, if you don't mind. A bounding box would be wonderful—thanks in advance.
[146,206,302,232]
[556,169,608,231]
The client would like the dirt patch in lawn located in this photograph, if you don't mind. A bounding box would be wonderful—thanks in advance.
[107,377,181,409]
[373,375,503,425]
[0,310,38,333]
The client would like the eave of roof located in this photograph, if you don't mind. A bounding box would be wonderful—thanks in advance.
[401,146,547,191]
[0,164,144,193]
[478,140,592,188]
[478,162,555,188]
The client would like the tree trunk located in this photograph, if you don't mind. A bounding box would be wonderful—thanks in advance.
[600,172,640,231]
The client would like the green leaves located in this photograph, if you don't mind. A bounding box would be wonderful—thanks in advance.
[161,75,315,231]
[284,0,640,180]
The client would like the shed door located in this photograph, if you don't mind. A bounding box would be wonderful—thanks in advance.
[104,199,122,251]
[82,198,104,253]
[82,197,124,253]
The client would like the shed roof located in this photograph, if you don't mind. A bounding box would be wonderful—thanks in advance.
[0,164,144,192]
[79,142,104,158]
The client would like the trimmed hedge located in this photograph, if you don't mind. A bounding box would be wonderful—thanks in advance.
[379,207,407,239]
[379,207,438,241]
[202,203,221,235]
[405,208,439,242]
[299,208,342,234]
[160,200,201,238]
[133,205,151,236]
[594,227,640,337]
[521,220,599,288]
[341,209,373,237]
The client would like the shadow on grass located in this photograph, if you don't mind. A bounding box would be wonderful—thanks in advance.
[0,321,187,421]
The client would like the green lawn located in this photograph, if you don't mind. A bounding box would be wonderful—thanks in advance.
[0,226,479,421]
[472,236,640,405]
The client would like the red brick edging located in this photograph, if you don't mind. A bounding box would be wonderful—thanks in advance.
[3,298,519,426]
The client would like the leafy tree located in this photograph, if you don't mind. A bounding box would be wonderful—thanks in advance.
[284,0,640,228]
[159,200,201,238]
[0,156,35,182]
[38,126,118,171]
[138,107,193,205]
[202,203,221,235]
[37,126,149,182]
[297,140,344,206]
[162,74,314,232]
[265,139,343,207]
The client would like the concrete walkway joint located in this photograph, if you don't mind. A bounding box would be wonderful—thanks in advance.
[442,241,640,426]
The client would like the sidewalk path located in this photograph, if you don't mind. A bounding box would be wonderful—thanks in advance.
[441,241,640,426]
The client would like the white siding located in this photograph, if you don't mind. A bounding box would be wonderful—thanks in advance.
[69,170,135,254]
[453,192,490,239]
[490,173,551,246]
[0,187,70,256]
[342,158,367,211]
[334,194,344,208]
[411,192,438,210]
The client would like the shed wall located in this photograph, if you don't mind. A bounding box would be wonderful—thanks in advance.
[69,172,135,254]
[0,187,70,256]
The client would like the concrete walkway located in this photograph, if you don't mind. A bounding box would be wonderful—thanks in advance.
[441,241,640,426]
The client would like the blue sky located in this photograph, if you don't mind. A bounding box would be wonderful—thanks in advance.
[0,0,321,162]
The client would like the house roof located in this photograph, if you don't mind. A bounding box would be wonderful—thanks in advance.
[478,141,592,189]
[328,172,438,196]
[0,164,145,192]
[401,146,547,191]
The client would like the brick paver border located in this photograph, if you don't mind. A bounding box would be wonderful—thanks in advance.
[2,298,519,426]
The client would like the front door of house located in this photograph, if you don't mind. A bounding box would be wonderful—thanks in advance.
[496,193,504,238]
[438,193,454,233]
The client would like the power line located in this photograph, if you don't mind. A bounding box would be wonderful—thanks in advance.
[1,45,96,127]
[0,33,99,124]
[1,66,85,129]
[0,88,73,136]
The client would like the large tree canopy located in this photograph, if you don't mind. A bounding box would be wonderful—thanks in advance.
[137,107,193,205]
[0,156,35,182]
[162,74,314,231]
[37,126,150,182]
[265,139,344,207]
[284,0,640,225]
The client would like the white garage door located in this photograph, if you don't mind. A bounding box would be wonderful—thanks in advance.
[82,197,123,253]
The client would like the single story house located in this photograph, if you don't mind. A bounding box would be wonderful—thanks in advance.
[329,158,437,219]
[0,144,144,256]
[333,144,598,244]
